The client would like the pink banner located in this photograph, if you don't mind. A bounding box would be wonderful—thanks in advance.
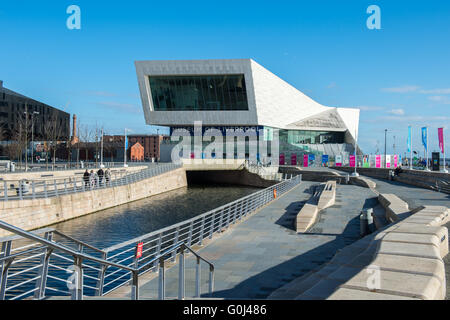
[375,155,381,168]
[438,128,445,154]
[349,155,356,168]
[394,155,398,167]
[291,154,297,165]
[279,153,285,166]
[303,154,309,167]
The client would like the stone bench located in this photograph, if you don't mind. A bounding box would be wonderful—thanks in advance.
[271,193,449,300]
[293,204,449,300]
[295,181,336,232]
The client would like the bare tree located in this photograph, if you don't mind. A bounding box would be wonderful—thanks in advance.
[78,123,94,162]
[43,112,63,169]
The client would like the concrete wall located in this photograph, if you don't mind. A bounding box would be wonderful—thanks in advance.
[334,167,449,190]
[0,168,187,237]
[186,169,276,188]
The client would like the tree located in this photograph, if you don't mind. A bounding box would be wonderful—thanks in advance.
[43,112,63,169]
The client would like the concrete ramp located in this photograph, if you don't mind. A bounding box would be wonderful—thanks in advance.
[295,181,336,232]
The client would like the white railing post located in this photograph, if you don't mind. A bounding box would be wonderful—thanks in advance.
[195,256,201,298]
[3,181,7,201]
[178,247,185,300]
[158,257,165,300]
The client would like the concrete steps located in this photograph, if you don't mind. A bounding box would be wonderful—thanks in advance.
[269,194,449,300]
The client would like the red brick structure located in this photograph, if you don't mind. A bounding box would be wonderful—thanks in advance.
[127,134,169,161]
[130,142,144,161]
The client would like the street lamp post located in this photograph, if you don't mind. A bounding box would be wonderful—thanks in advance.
[351,125,359,177]
[124,128,128,167]
[23,104,28,172]
[100,128,104,168]
[384,129,388,168]
[31,111,39,166]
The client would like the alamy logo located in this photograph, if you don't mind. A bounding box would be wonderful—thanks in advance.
[366,5,381,30]
[366,264,381,290]
[66,265,81,292]
[66,5,81,30]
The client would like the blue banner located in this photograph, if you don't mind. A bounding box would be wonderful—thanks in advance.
[407,126,412,153]
[322,155,329,164]
[421,127,428,151]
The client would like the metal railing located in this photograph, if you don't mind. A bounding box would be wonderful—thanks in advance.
[0,163,182,201]
[0,221,214,300]
[0,174,302,300]
[99,174,302,296]
[0,161,150,174]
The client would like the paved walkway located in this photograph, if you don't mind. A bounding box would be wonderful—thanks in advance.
[108,180,377,299]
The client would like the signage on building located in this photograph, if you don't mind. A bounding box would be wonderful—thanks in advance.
[170,126,264,137]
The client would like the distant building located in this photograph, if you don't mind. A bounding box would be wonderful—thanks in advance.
[127,134,169,161]
[130,142,144,161]
[0,80,70,141]
[135,59,361,162]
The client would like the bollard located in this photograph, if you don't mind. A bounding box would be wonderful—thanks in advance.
[360,208,374,236]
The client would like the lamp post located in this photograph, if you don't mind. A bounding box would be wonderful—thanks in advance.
[351,124,359,177]
[384,129,388,168]
[100,128,104,168]
[31,111,39,166]
[124,128,128,167]
[23,104,28,172]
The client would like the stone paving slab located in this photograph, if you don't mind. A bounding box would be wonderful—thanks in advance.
[106,180,377,299]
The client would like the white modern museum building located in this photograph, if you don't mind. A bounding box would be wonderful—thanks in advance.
[135,59,360,164]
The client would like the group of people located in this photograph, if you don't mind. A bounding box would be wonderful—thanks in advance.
[83,168,111,188]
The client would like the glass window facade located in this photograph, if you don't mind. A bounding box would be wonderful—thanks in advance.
[279,130,345,145]
[149,74,248,111]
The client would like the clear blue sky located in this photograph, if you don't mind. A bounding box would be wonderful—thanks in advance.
[1,0,449,155]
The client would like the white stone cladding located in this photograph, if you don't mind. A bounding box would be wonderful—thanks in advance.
[135,59,359,141]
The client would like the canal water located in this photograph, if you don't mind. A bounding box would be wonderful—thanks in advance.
[51,183,261,249]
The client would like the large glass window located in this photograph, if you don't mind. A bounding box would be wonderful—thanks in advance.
[149,74,249,111]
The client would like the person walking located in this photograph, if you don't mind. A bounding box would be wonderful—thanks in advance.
[105,168,111,185]
[97,168,104,186]
[83,169,90,188]
[89,170,96,189]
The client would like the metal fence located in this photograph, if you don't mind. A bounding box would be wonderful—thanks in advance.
[0,161,150,174]
[0,173,302,300]
[99,174,302,296]
[0,163,182,201]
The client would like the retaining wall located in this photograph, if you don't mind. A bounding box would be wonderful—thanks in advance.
[0,168,188,237]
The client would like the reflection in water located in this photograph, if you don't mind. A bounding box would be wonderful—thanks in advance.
[52,184,261,249]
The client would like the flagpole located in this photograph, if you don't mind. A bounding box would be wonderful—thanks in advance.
[409,125,413,170]
[426,127,430,171]
[443,127,448,173]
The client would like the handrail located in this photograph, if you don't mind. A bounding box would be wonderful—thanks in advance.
[137,241,214,274]
[0,220,135,273]
[104,176,297,253]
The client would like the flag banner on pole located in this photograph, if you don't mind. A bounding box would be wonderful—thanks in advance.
[335,155,342,167]
[421,127,428,150]
[438,128,444,154]
[375,155,381,168]
[407,126,412,153]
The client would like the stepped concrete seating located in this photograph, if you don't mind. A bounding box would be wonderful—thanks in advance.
[317,181,336,210]
[270,193,449,300]
[295,181,336,233]
[377,194,411,222]
[350,176,377,189]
